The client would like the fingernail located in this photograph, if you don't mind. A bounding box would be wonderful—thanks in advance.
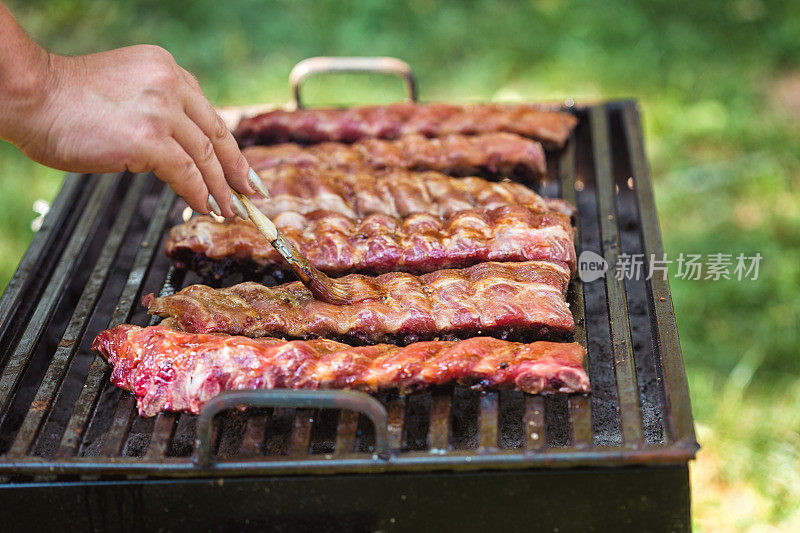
[248,168,270,199]
[207,195,223,217]
[230,194,249,220]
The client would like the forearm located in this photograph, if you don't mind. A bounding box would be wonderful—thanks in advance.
[0,2,52,147]
[0,2,257,216]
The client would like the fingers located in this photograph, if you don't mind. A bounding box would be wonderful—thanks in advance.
[179,69,254,197]
[145,64,263,216]
[171,116,237,218]
[149,138,210,214]
[178,66,203,93]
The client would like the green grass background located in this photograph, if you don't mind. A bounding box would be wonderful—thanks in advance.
[3,1,799,529]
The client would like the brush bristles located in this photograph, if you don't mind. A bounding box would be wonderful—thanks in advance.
[306,277,353,306]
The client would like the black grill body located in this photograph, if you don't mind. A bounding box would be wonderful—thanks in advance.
[0,101,697,532]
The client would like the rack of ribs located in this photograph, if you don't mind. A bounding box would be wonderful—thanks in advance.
[243,132,547,177]
[244,167,575,219]
[92,324,590,417]
[144,261,574,345]
[234,102,578,149]
[166,205,576,279]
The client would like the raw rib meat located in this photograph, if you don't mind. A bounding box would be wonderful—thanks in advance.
[93,324,590,417]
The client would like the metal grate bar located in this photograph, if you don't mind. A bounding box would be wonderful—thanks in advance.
[112,266,186,459]
[606,108,666,445]
[55,362,105,457]
[144,413,178,459]
[559,132,594,447]
[477,393,499,450]
[100,395,136,457]
[154,266,185,303]
[287,410,314,456]
[387,398,405,451]
[238,412,269,457]
[57,185,176,456]
[334,410,359,455]
[573,111,622,446]
[569,397,593,446]
[621,104,696,446]
[0,174,83,335]
[590,106,644,445]
[429,391,451,451]
[0,176,116,428]
[108,186,175,329]
[150,266,184,316]
[8,176,148,457]
[559,129,594,448]
[524,396,545,450]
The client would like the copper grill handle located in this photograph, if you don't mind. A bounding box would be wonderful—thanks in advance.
[289,56,418,110]
[194,389,392,466]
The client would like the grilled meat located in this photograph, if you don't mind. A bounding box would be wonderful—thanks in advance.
[235,102,578,149]
[245,167,575,219]
[144,261,574,345]
[93,324,590,417]
[244,132,546,177]
[165,205,576,279]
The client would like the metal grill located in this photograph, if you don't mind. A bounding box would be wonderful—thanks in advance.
[0,101,697,480]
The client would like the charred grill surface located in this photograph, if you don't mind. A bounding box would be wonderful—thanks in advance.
[165,206,576,279]
[143,261,574,345]
[235,102,578,148]
[244,132,547,177]
[93,325,590,417]
[0,102,697,492]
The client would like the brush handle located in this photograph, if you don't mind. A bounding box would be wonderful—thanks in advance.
[232,192,353,306]
[233,192,278,242]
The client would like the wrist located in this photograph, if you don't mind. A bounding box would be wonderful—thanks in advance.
[0,46,54,146]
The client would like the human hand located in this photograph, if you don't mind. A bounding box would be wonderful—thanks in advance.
[9,45,264,217]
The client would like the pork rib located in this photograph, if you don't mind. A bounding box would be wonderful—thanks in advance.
[244,132,546,177]
[165,205,576,279]
[235,103,578,149]
[144,261,574,345]
[93,324,590,417]
[246,167,575,219]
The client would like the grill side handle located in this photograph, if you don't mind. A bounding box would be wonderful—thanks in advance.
[194,389,391,466]
[289,56,418,109]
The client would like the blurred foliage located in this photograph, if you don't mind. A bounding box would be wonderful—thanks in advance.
[2,0,799,529]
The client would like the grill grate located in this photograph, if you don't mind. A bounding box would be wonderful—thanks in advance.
[0,101,697,479]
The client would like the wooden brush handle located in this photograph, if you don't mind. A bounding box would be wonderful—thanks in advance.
[233,192,278,242]
[232,191,356,306]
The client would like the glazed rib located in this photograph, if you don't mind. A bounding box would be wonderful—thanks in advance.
[246,167,575,219]
[244,132,546,177]
[93,324,590,417]
[165,206,577,279]
[235,103,578,148]
[144,261,574,345]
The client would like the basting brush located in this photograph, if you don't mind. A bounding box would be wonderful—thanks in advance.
[208,170,382,306]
